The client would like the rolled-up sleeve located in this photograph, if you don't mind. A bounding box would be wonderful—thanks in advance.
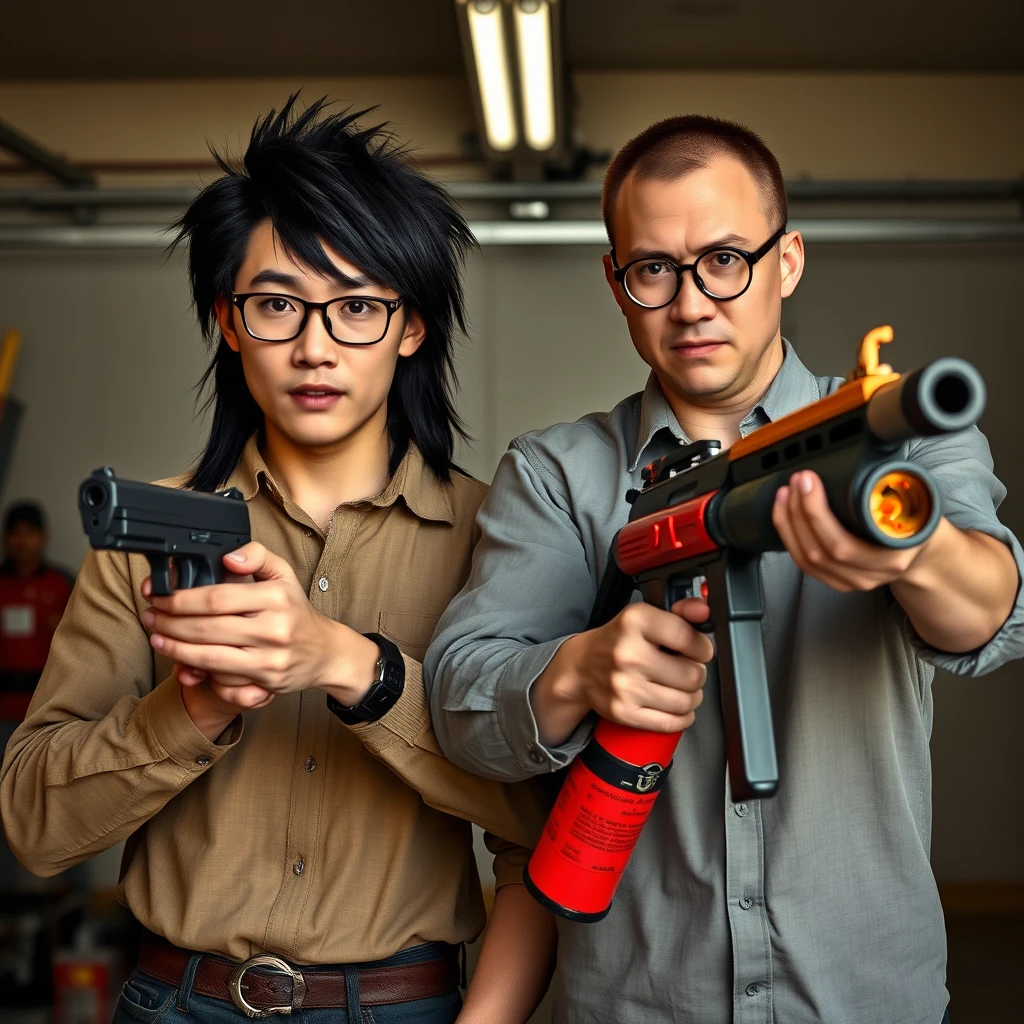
[424,438,597,782]
[905,426,1024,674]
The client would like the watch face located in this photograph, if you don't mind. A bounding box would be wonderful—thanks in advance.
[325,634,405,726]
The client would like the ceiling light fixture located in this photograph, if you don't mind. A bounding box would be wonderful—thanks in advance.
[513,0,556,152]
[466,0,518,152]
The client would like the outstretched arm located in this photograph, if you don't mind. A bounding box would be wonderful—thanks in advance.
[774,472,1017,652]
[772,423,1024,666]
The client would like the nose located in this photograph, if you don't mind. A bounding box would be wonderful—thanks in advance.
[292,308,339,368]
[669,268,718,325]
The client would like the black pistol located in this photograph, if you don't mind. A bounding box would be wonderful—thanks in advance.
[79,468,251,595]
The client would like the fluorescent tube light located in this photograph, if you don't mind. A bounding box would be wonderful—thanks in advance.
[467,1,518,152]
[514,0,556,151]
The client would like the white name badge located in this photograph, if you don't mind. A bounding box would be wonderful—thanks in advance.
[1,605,36,637]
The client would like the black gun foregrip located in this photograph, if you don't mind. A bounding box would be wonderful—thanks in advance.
[79,467,251,594]
[702,552,777,799]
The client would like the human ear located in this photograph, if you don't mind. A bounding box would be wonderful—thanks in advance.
[397,308,426,358]
[603,253,629,316]
[779,230,805,299]
[215,296,242,353]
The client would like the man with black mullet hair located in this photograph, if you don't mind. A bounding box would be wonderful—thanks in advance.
[1,97,555,1024]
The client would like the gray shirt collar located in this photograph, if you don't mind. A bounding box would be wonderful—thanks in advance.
[630,338,823,471]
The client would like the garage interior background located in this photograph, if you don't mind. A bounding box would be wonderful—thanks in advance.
[0,1,1021,1021]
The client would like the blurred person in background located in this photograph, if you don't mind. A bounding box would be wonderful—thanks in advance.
[426,116,1024,1024]
[0,501,74,892]
[0,501,73,722]
[1,99,555,1024]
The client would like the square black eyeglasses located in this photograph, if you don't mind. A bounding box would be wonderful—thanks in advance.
[611,225,787,309]
[231,292,404,345]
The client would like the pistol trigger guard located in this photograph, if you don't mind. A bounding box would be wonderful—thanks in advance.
[149,556,173,597]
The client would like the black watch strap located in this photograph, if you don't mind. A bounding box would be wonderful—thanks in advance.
[326,632,406,725]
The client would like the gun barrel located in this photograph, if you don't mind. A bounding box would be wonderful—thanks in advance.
[79,469,249,548]
[867,357,986,443]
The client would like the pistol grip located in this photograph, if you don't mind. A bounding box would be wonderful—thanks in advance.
[149,555,173,597]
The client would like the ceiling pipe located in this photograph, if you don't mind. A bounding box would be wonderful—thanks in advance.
[0,119,95,189]
[0,218,1022,250]
[0,179,1021,209]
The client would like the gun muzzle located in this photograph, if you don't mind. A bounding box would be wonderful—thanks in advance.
[863,465,936,544]
[867,357,986,443]
[79,470,116,538]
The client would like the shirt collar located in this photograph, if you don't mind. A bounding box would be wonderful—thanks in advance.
[226,435,455,525]
[630,339,821,471]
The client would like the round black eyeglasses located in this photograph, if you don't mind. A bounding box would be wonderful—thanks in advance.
[611,226,787,309]
[232,292,404,346]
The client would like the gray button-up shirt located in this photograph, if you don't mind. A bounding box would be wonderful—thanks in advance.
[425,343,1024,1024]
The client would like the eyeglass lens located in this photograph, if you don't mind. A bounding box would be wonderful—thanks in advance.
[624,250,752,307]
[242,294,392,344]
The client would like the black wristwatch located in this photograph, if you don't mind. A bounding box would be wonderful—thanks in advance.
[326,632,405,725]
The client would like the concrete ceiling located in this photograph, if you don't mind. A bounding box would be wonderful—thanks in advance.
[1,0,1022,80]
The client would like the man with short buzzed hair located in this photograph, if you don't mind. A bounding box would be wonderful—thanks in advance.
[426,115,1024,1024]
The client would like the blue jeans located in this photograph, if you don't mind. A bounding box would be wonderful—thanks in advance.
[112,943,462,1024]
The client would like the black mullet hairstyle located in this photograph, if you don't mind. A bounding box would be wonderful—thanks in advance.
[172,95,474,491]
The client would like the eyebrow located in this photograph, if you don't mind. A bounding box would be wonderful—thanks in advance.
[247,268,373,291]
[623,233,752,264]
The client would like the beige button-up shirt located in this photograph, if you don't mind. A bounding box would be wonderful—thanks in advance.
[1,438,546,964]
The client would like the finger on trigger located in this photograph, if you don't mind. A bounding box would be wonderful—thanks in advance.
[670,597,710,625]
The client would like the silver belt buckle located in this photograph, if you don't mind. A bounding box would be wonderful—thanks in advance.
[228,954,307,1019]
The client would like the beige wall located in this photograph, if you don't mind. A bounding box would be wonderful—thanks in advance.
[577,72,1024,179]
[1,72,1023,182]
[1,70,1021,894]
[1,238,1022,884]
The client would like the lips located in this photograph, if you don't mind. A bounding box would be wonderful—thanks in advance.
[289,384,343,410]
[671,340,727,357]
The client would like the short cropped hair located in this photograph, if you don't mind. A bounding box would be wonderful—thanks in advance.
[601,115,787,247]
[4,502,45,533]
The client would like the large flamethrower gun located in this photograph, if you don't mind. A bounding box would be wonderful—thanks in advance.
[523,328,987,922]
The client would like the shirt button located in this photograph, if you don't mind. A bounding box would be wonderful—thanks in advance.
[317,577,329,593]
[734,802,749,817]
[529,749,546,765]
[304,756,317,772]
[304,529,314,539]
[739,895,754,910]
[745,983,760,997]
[293,858,305,876]
[195,755,211,767]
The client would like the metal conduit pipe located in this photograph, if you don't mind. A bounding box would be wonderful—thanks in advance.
[0,179,1022,209]
[0,219,1022,250]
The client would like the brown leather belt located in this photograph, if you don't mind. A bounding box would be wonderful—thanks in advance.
[138,931,461,1018]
